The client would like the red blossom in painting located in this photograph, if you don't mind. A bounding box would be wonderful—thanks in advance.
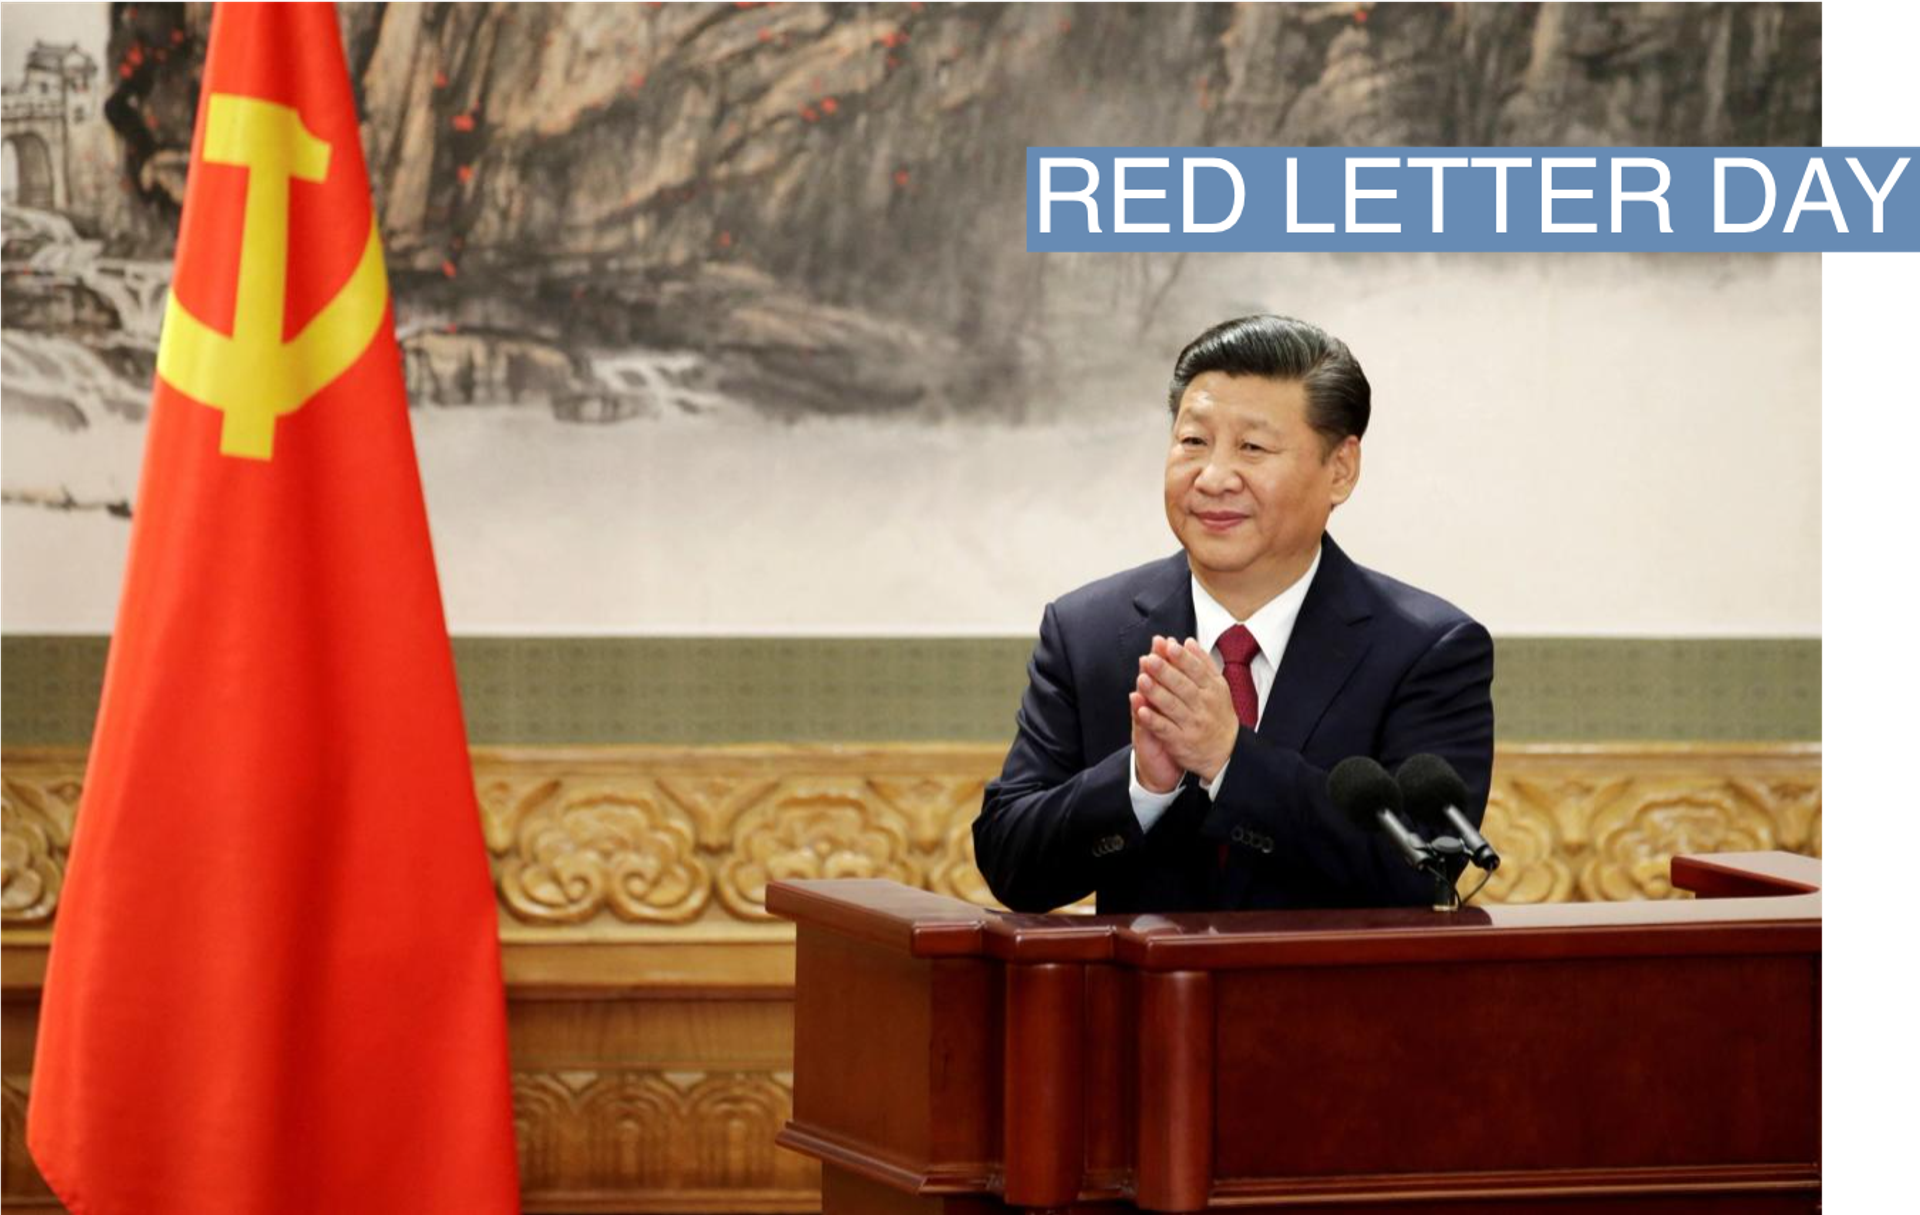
[456,165,474,184]
[452,112,476,132]
[441,260,458,279]
[820,96,839,115]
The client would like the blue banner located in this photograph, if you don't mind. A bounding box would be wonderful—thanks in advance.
[1025,148,1917,252]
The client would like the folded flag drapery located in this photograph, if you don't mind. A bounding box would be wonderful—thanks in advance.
[28,4,521,1211]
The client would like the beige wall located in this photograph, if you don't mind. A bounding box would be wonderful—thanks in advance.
[3,253,1819,638]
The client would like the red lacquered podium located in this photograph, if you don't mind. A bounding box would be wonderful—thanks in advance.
[769,852,1819,1215]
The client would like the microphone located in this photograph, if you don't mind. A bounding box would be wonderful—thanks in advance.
[1328,756,1433,873]
[1396,753,1499,872]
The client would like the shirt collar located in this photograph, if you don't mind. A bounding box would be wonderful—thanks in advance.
[1190,543,1324,664]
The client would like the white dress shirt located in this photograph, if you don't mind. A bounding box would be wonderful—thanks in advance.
[1127,545,1323,833]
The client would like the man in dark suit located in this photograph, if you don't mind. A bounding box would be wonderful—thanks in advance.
[974,315,1494,914]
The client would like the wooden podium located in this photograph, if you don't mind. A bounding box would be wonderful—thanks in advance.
[768,853,1819,1215]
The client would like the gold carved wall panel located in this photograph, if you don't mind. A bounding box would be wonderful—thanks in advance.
[0,1075,53,1208]
[0,775,78,927]
[717,779,921,920]
[1473,748,1822,904]
[485,777,711,925]
[512,1070,815,1209]
[1,742,1819,1212]
[2,744,1823,937]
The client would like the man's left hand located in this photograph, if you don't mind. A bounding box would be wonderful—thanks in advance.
[1134,636,1240,782]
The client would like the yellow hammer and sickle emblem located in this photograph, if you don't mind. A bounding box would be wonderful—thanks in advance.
[156,94,389,461]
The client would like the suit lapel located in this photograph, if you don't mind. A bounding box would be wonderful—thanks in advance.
[1220,535,1375,909]
[1118,553,1198,656]
[1257,534,1374,752]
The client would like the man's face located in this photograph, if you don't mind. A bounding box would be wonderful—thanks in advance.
[1163,371,1360,594]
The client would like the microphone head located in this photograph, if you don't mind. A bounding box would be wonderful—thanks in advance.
[1395,753,1472,831]
[1328,755,1402,831]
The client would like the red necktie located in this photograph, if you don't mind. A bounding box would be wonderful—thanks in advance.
[1217,624,1261,729]
[1214,625,1260,872]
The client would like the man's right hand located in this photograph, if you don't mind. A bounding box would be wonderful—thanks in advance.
[1131,648,1185,794]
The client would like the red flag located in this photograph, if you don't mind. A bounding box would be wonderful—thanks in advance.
[27,5,521,1212]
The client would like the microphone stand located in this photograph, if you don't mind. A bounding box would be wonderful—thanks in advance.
[1378,813,1465,911]
[1421,836,1468,911]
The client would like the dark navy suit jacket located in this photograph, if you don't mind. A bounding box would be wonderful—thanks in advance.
[974,535,1494,914]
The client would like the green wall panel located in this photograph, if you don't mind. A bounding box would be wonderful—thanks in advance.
[2,635,1819,747]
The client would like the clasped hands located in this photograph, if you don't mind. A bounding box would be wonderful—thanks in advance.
[1130,635,1241,795]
